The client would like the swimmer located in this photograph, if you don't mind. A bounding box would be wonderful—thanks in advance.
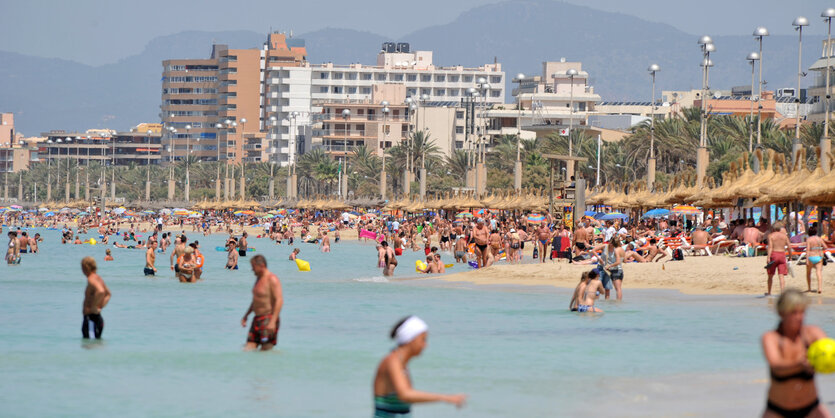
[373,316,466,417]
[189,242,203,281]
[104,249,114,261]
[576,270,604,313]
[569,272,589,311]
[144,241,157,276]
[226,238,239,270]
[321,232,330,253]
[177,249,196,283]
[6,231,20,264]
[433,253,445,273]
[29,233,41,253]
[81,256,110,339]
[289,248,300,261]
[241,255,283,351]
[761,289,829,418]
[380,240,397,276]
[237,232,248,257]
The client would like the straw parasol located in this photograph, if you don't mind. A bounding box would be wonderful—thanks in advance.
[801,151,835,205]
[760,149,809,205]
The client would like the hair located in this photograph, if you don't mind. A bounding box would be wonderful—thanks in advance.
[293,248,300,253]
[579,271,589,282]
[184,247,194,255]
[390,315,413,339]
[808,226,818,237]
[772,221,784,232]
[105,249,111,254]
[81,256,97,275]
[250,254,267,267]
[380,240,388,247]
[776,289,808,315]
[588,269,599,279]
[609,235,621,247]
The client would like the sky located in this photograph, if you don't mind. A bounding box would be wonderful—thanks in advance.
[1,0,832,66]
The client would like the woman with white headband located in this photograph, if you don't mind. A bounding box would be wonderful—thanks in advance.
[373,316,466,417]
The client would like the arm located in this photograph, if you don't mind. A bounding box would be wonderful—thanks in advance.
[609,248,624,269]
[241,302,253,327]
[766,235,773,259]
[761,332,810,374]
[387,357,466,406]
[268,276,283,331]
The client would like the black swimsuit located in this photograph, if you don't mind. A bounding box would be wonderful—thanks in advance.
[766,331,818,418]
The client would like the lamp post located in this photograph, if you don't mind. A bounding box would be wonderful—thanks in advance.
[403,97,415,195]
[647,64,660,189]
[46,139,53,201]
[74,136,81,200]
[184,124,191,202]
[340,109,350,199]
[239,117,247,199]
[419,93,430,199]
[144,130,152,201]
[465,87,478,189]
[697,35,715,187]
[792,16,809,165]
[215,122,223,199]
[380,102,389,200]
[514,73,525,191]
[746,53,760,154]
[167,127,176,201]
[475,80,488,196]
[822,9,835,172]
[288,111,301,198]
[268,116,278,199]
[565,68,578,180]
[223,119,233,199]
[753,27,769,148]
[269,146,277,199]
[84,135,91,201]
[64,136,71,201]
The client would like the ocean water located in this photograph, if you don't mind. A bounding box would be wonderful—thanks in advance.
[1,229,834,417]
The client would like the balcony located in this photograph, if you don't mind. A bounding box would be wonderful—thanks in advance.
[243,144,262,151]
[319,129,369,138]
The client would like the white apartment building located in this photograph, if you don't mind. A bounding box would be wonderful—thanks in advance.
[264,44,505,165]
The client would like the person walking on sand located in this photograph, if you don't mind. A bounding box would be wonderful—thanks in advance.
[805,226,825,294]
[766,222,792,296]
[241,255,283,351]
[761,289,830,418]
[81,257,111,339]
[373,316,466,417]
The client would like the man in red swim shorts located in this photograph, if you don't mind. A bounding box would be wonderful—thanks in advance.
[241,255,283,351]
[765,222,792,296]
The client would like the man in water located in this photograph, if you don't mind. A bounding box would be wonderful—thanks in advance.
[241,255,283,351]
[237,232,248,257]
[766,221,791,295]
[29,233,41,253]
[473,219,490,268]
[81,256,110,339]
[145,241,157,276]
[226,237,239,270]
[320,232,330,253]
[380,240,397,276]
[170,235,185,273]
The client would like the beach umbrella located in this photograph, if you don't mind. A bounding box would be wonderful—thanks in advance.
[456,211,474,219]
[78,211,89,216]
[9,205,22,210]
[642,208,670,218]
[671,205,701,215]
[44,211,55,217]
[584,210,598,217]
[113,207,126,215]
[38,207,49,212]
[143,209,156,214]
[160,208,172,215]
[526,213,546,223]
[600,212,629,220]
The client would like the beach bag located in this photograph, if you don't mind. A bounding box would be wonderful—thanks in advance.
[672,248,684,261]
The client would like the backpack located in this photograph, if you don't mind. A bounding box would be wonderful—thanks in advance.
[672,248,684,261]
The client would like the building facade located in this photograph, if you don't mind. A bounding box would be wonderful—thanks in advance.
[160,32,307,164]
[40,129,162,167]
[1,113,15,147]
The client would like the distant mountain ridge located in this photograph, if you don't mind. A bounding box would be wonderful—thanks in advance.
[0,0,824,135]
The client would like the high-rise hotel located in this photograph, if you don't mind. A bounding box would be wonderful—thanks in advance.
[160,32,307,164]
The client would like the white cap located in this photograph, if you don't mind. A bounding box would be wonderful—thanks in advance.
[395,316,428,346]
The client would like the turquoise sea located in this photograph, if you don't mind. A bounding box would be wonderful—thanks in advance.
[1,228,834,417]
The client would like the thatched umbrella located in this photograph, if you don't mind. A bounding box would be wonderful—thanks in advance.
[801,151,835,205]
[760,149,810,205]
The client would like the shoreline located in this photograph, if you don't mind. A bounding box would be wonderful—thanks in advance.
[436,256,835,297]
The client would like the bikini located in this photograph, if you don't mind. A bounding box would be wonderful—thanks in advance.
[766,330,818,418]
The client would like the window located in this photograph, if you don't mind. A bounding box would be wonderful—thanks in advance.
[435,89,445,96]
[463,75,473,82]
[333,72,343,80]
[455,126,464,134]
[361,87,371,94]
[455,111,464,119]
[319,86,329,93]
[375,73,386,81]
[491,90,501,97]
[407,74,417,81]
[318,72,329,79]
[435,75,445,82]
[332,87,343,94]
[421,75,431,82]
[362,73,372,80]
[407,88,417,96]
[449,75,459,83]
[348,87,357,94]
[392,74,404,81]
[346,73,357,80]
[491,76,502,84]
[420,88,430,96]
[579,103,586,111]
[449,89,459,97]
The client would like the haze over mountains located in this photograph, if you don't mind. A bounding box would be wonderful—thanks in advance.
[0,0,825,135]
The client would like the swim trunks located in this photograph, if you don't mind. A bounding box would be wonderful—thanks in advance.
[82,313,104,339]
[247,315,279,346]
[455,251,466,259]
[238,249,247,257]
[767,252,787,275]
[808,256,822,265]
[395,248,403,256]
[144,267,155,276]
[577,305,591,313]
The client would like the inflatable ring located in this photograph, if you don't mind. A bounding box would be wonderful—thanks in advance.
[415,260,428,273]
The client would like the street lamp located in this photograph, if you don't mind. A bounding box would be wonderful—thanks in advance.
[380,102,389,199]
[514,73,525,191]
[340,108,351,199]
[753,27,769,148]
[185,124,191,202]
[746,52,760,153]
[215,122,223,199]
[269,146,277,199]
[64,136,72,201]
[696,35,715,186]
[822,9,835,172]
[792,16,809,163]
[647,64,660,189]
[145,129,152,201]
[404,96,413,193]
[239,117,247,199]
[46,139,53,201]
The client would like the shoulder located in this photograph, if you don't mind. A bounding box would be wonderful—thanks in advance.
[804,325,827,340]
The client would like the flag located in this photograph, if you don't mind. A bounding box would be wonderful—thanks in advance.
[559,128,569,136]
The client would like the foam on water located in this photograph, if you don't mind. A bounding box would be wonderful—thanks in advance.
[0,228,833,417]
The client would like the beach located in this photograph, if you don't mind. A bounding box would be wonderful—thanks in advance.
[441,255,835,296]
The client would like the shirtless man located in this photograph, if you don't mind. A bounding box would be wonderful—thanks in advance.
[289,248,300,261]
[81,257,111,339]
[393,233,404,256]
[454,235,467,264]
[380,240,398,276]
[689,226,710,255]
[434,253,446,273]
[18,232,30,253]
[170,235,186,273]
[237,232,248,258]
[241,255,283,351]
[144,241,157,276]
[320,232,331,253]
[29,233,41,253]
[472,220,490,268]
[573,222,590,255]
[766,222,792,296]
[536,223,551,264]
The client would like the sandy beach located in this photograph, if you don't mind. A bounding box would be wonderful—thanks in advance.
[440,256,835,296]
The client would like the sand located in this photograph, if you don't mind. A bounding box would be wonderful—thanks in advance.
[439,255,835,296]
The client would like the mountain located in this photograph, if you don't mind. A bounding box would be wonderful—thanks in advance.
[0,0,824,135]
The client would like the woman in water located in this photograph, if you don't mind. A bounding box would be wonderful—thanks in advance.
[761,289,830,418]
[577,269,605,313]
[805,226,825,294]
[373,316,466,417]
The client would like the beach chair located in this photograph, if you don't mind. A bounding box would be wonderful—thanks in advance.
[710,239,739,255]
